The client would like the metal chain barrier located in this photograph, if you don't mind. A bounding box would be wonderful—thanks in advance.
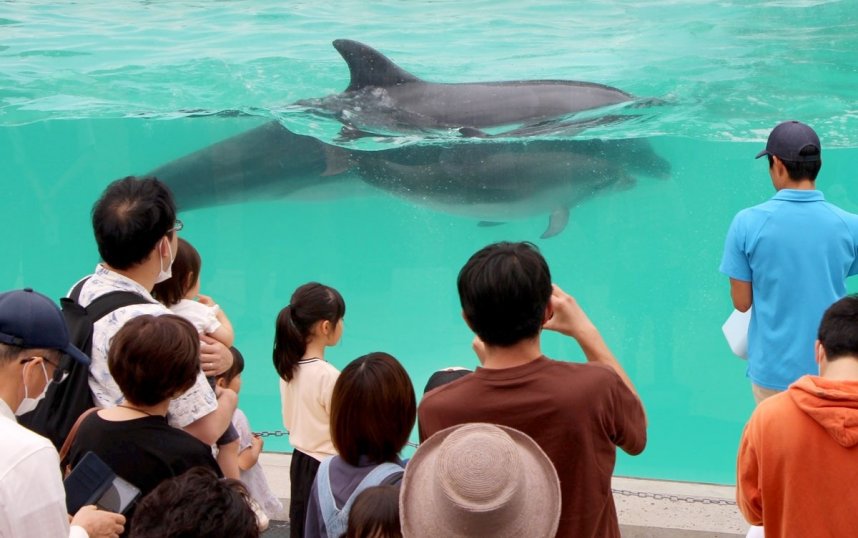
[253,430,734,505]
[612,488,737,506]
[254,430,290,438]
[254,429,420,449]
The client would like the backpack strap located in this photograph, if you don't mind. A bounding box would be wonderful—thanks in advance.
[317,459,404,538]
[316,457,337,533]
[345,462,404,504]
[67,276,154,322]
[82,290,155,321]
[68,278,88,303]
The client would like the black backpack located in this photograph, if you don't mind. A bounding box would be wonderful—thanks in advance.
[18,278,150,449]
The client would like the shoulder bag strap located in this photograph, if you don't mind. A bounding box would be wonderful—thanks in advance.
[58,406,100,471]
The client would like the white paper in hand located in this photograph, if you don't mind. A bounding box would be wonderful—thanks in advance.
[722,307,751,359]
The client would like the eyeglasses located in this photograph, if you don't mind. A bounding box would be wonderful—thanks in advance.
[46,357,70,384]
[168,219,184,233]
[22,355,70,384]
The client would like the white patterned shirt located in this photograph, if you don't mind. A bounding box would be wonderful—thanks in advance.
[0,400,88,538]
[169,299,221,335]
[74,264,217,428]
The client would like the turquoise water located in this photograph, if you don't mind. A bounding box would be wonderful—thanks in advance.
[3,1,858,485]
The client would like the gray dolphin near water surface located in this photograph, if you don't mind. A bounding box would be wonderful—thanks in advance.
[149,122,670,238]
[296,39,637,136]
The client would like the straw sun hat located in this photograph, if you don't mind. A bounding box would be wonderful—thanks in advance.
[400,423,561,538]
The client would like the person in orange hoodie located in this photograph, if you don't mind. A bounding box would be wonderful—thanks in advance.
[737,294,858,537]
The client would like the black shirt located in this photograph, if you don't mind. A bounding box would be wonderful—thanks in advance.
[67,413,221,511]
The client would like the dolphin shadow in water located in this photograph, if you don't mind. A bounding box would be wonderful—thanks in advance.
[295,39,648,138]
[149,122,670,238]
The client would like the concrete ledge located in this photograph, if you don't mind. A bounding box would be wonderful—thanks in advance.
[613,476,745,537]
[259,452,748,537]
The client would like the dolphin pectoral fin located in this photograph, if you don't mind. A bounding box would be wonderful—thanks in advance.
[459,127,491,138]
[337,125,369,141]
[613,172,637,191]
[332,39,422,92]
[321,145,353,176]
[477,221,506,227]
[541,207,570,239]
[336,125,391,142]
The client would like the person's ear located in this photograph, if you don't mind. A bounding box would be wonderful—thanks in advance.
[320,319,332,336]
[543,302,554,325]
[773,156,790,179]
[152,236,167,259]
[19,355,42,373]
[461,310,475,332]
[815,340,826,367]
[19,356,46,392]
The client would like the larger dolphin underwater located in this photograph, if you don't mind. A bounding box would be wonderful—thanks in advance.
[296,39,647,137]
[148,39,670,238]
[149,122,670,238]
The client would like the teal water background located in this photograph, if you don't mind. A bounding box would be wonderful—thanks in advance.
[3,1,858,485]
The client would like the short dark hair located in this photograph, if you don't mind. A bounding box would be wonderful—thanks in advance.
[273,282,346,381]
[457,242,552,347]
[331,352,416,466]
[346,485,402,538]
[768,147,822,181]
[218,346,245,385]
[818,295,858,361]
[129,467,259,538]
[152,238,201,306]
[0,343,23,364]
[92,176,177,270]
[0,343,59,366]
[108,315,200,406]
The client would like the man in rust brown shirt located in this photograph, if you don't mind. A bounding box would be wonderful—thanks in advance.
[418,241,647,538]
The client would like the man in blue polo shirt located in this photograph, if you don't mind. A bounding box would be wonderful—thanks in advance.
[720,120,858,404]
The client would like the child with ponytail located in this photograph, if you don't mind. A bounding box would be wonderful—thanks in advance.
[273,282,345,538]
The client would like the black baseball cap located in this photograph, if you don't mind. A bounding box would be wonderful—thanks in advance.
[755,120,821,162]
[0,288,90,365]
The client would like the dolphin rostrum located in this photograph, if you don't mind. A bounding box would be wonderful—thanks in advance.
[296,39,636,136]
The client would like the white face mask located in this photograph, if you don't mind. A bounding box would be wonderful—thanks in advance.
[154,236,175,284]
[15,361,50,416]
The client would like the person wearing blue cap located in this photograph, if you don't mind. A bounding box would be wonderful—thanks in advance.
[0,288,126,538]
[720,121,858,405]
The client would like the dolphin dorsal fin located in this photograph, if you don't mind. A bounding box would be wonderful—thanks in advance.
[333,39,421,92]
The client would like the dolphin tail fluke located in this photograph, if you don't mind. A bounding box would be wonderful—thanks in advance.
[332,39,422,92]
[541,207,570,239]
